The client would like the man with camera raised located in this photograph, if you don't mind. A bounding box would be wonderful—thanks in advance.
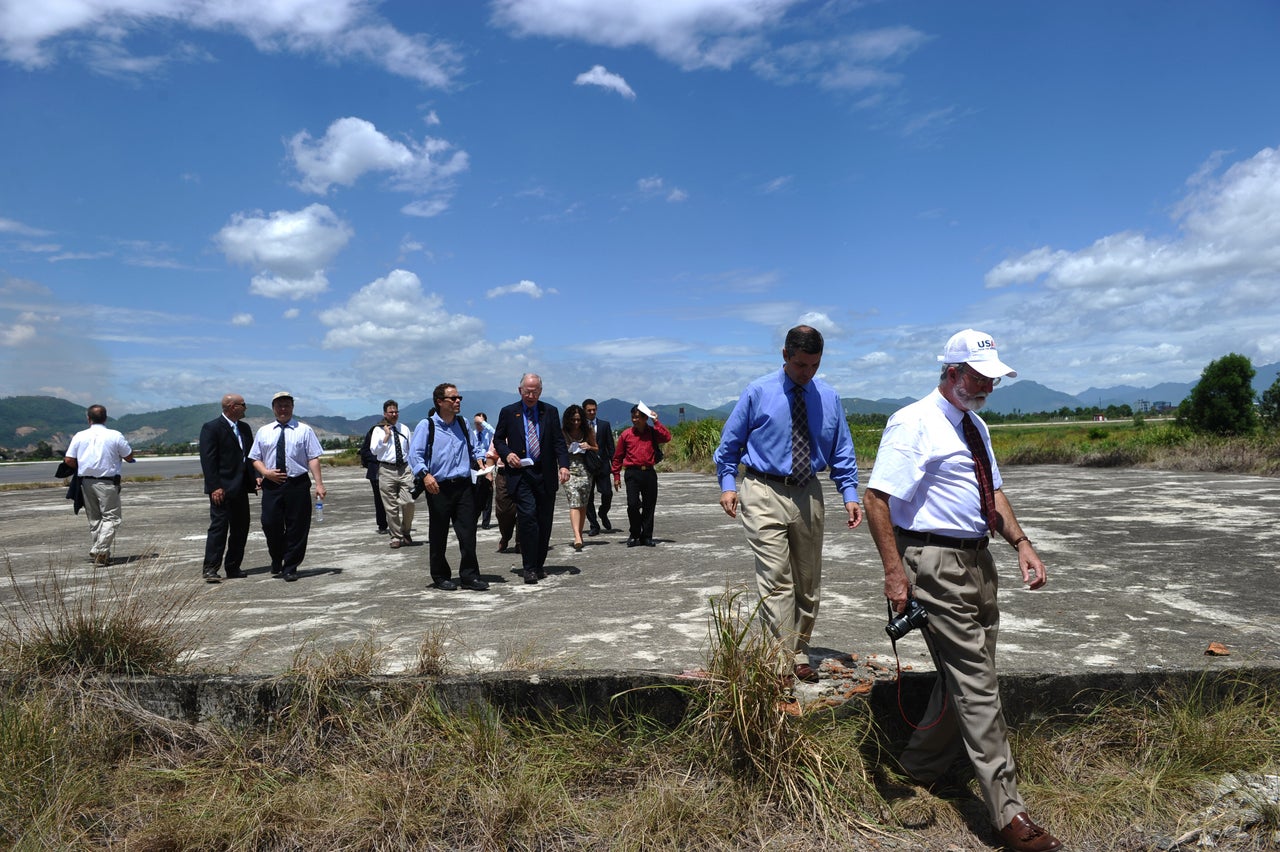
[863,329,1060,852]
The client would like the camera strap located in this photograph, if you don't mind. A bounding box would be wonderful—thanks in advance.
[889,600,949,731]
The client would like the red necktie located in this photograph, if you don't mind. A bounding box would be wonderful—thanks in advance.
[961,412,1002,534]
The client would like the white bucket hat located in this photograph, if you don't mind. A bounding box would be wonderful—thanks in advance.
[937,329,1017,379]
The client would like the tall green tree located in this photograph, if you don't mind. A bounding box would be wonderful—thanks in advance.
[1180,353,1258,435]
[1260,374,1280,431]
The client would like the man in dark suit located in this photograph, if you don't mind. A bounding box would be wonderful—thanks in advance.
[199,393,257,582]
[582,398,615,536]
[493,373,570,584]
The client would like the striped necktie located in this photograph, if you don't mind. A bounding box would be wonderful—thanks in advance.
[789,385,812,487]
[961,412,1002,534]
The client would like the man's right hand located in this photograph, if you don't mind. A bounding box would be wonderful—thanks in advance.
[262,468,287,484]
[719,490,738,518]
[210,487,225,506]
[884,565,911,614]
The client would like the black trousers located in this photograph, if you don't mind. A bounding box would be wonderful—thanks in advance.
[368,474,387,530]
[473,475,493,526]
[508,469,556,572]
[425,479,480,582]
[260,475,312,573]
[203,488,251,571]
[585,466,612,528]
[624,467,658,542]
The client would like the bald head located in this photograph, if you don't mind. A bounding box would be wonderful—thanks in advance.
[221,394,247,422]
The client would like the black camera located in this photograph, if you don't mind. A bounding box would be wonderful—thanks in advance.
[410,472,426,500]
[885,598,929,641]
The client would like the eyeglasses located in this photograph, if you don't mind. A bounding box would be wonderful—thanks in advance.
[441,395,463,402]
[958,363,1000,386]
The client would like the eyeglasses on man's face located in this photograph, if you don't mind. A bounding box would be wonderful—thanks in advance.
[958,363,1000,387]
[441,395,463,403]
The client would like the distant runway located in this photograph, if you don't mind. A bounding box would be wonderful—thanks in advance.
[0,455,203,486]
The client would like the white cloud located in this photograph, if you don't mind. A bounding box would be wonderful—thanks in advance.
[797,311,841,336]
[288,116,469,217]
[0,322,35,346]
[486,279,553,299]
[638,175,687,201]
[753,27,927,92]
[572,337,694,358]
[760,175,792,194]
[0,0,463,86]
[215,203,353,300]
[283,308,301,319]
[969,145,1280,391]
[231,313,254,326]
[0,216,51,236]
[666,187,688,203]
[492,0,797,70]
[574,64,636,99]
[318,269,483,352]
[424,110,441,126]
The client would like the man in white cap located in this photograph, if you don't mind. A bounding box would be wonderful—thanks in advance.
[248,392,326,582]
[863,330,1061,852]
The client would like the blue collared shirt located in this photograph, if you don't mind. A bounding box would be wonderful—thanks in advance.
[713,368,860,502]
[409,414,472,479]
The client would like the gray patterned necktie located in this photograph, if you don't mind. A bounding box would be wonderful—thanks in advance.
[790,385,812,487]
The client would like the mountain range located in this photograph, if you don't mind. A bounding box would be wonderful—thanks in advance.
[3,362,1277,452]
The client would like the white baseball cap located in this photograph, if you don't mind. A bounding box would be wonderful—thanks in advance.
[937,329,1017,379]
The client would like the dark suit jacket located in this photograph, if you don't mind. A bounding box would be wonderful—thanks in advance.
[199,415,256,497]
[591,418,615,472]
[493,400,570,491]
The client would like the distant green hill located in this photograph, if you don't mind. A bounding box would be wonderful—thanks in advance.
[0,395,89,448]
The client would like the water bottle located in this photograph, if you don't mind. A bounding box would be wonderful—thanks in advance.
[314,499,324,522]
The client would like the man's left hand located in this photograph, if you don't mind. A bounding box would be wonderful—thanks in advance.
[559,467,570,485]
[1019,543,1047,589]
[845,501,863,529]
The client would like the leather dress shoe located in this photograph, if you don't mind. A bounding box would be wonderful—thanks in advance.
[793,663,820,683]
[522,570,538,585]
[432,578,459,591]
[270,564,282,575]
[202,568,221,583]
[588,526,600,537]
[224,568,247,579]
[600,515,612,531]
[626,538,639,547]
[497,540,509,553]
[643,539,655,547]
[998,813,1062,852]
[460,577,489,591]
[283,570,298,582]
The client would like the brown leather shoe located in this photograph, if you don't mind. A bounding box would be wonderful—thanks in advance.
[998,812,1061,852]
[793,663,820,683]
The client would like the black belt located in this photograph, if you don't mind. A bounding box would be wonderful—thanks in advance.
[745,465,810,487]
[379,461,408,468]
[625,465,654,471]
[80,475,119,480]
[435,476,469,485]
[895,526,989,550]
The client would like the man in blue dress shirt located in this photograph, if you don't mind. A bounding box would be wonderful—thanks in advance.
[410,383,489,592]
[713,325,863,684]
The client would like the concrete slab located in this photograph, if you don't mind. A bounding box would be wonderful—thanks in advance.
[2,465,1278,680]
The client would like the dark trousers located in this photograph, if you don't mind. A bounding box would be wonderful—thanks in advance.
[260,475,311,573]
[624,467,658,542]
[493,467,518,545]
[473,475,493,527]
[585,468,612,529]
[509,469,556,572]
[425,479,480,583]
[203,488,250,571]
[368,474,387,530]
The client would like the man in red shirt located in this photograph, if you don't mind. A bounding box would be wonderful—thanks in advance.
[611,406,672,547]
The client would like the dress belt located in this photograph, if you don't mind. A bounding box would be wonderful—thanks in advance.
[744,465,809,487]
[894,526,989,550]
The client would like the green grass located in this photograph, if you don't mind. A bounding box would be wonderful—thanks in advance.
[1,560,1277,849]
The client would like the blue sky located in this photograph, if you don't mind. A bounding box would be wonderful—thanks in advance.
[2,0,1278,418]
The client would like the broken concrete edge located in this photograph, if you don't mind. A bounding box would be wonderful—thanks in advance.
[2,666,1276,733]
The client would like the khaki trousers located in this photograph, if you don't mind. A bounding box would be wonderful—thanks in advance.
[738,472,824,668]
[377,462,416,540]
[897,537,1026,829]
[82,477,123,557]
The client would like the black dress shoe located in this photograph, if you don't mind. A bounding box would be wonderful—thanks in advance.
[643,539,656,547]
[626,538,639,547]
[523,570,538,585]
[588,526,600,537]
[270,564,282,575]
[224,569,247,579]
[460,577,489,591]
[283,570,298,582]
[432,578,459,591]
[600,515,612,530]
[202,569,221,583]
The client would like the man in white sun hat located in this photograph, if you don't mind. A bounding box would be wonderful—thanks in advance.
[863,329,1061,852]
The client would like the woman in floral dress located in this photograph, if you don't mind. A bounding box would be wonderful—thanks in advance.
[561,404,598,551]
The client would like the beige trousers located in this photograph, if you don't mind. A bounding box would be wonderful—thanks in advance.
[738,472,824,668]
[897,537,1026,829]
[377,463,416,540]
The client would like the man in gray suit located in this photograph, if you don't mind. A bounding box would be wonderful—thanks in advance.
[582,398,615,536]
